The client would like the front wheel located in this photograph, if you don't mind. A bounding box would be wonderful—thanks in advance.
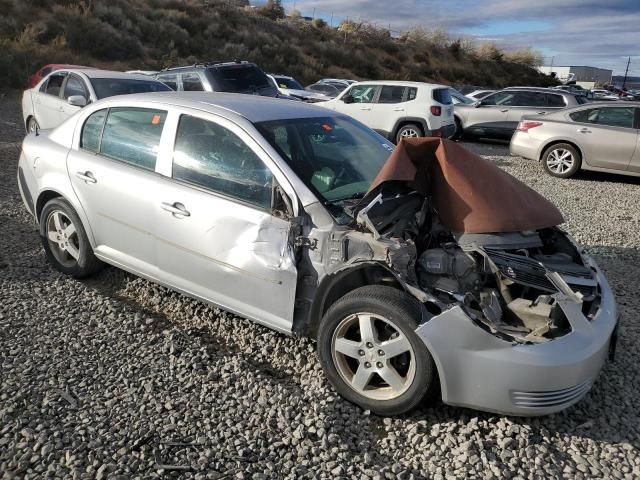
[317,285,437,416]
[395,123,423,143]
[542,143,581,178]
[27,117,39,133]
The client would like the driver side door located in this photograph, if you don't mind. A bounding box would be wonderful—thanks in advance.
[335,84,381,125]
[59,73,90,122]
[154,112,298,332]
[34,72,68,129]
[465,91,514,135]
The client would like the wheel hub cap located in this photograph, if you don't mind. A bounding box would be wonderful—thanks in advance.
[331,313,416,401]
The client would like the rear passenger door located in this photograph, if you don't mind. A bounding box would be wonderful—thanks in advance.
[67,107,170,275]
[370,85,407,137]
[505,91,549,128]
[153,113,298,332]
[569,106,639,170]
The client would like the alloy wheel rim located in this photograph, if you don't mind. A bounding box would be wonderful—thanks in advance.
[46,210,80,267]
[331,312,416,401]
[546,148,574,174]
[400,128,419,138]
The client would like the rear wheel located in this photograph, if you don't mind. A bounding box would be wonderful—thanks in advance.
[450,117,463,140]
[39,198,103,278]
[542,143,581,178]
[317,285,437,415]
[396,123,423,143]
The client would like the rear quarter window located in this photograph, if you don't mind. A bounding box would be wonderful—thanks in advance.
[81,109,108,152]
[432,88,452,105]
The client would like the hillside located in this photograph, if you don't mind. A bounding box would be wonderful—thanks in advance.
[0,0,557,90]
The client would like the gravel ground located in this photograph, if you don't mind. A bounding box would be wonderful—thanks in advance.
[1,90,639,479]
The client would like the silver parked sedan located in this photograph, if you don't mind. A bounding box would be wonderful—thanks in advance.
[511,102,640,178]
[18,92,617,416]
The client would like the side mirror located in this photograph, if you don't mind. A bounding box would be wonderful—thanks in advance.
[473,100,483,108]
[342,94,354,104]
[67,95,87,107]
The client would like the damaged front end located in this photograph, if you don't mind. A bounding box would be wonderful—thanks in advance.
[345,180,601,345]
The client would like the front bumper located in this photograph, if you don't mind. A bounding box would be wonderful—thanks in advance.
[415,266,617,416]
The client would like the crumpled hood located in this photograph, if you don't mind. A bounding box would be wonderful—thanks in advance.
[365,137,564,234]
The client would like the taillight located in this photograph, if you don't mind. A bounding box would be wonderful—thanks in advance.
[516,121,543,133]
[430,106,441,116]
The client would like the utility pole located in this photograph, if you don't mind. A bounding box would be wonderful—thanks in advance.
[622,56,631,89]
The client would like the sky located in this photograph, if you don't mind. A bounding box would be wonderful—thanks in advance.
[282,0,640,76]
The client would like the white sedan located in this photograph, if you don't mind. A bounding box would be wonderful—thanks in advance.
[21,69,171,132]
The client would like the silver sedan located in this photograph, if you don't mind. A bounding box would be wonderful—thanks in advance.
[510,102,640,178]
[18,92,617,416]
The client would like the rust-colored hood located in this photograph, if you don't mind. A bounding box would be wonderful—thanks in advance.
[367,137,564,234]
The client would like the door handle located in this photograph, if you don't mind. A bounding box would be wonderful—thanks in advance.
[75,171,97,184]
[536,111,547,114]
[577,128,592,134]
[393,107,404,111]
[58,106,65,111]
[161,202,190,217]
[500,109,509,113]
[360,107,372,111]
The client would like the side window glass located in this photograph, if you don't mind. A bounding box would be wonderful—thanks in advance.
[81,109,107,152]
[173,115,273,209]
[45,74,65,97]
[348,85,378,103]
[481,91,515,106]
[157,74,178,90]
[378,86,405,104]
[546,94,566,107]
[407,87,417,101]
[182,73,204,92]
[594,107,635,128]
[100,108,167,170]
[513,92,546,107]
[570,109,598,123]
[63,75,88,100]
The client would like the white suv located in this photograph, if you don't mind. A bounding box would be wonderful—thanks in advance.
[321,81,455,142]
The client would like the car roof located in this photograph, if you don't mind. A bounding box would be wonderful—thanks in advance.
[100,91,337,122]
[57,69,161,80]
[350,80,449,88]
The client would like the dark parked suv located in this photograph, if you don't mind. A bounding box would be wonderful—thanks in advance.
[154,61,278,97]
[453,87,589,139]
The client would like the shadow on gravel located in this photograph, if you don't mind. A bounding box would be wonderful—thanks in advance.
[574,169,640,186]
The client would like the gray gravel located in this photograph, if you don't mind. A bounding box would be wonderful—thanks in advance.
[1,90,640,479]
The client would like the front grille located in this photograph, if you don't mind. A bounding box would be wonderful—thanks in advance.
[486,249,596,297]
[510,380,592,408]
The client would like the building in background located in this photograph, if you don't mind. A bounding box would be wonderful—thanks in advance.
[537,65,613,89]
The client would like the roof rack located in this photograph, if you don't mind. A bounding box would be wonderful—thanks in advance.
[160,59,250,72]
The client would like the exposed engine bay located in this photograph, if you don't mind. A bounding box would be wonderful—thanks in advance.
[344,181,600,344]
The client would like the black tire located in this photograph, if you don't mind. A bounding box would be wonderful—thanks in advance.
[317,285,437,416]
[27,117,39,134]
[39,198,103,278]
[449,117,463,140]
[395,123,424,143]
[541,143,582,178]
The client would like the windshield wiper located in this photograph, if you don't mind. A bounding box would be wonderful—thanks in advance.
[329,192,368,203]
